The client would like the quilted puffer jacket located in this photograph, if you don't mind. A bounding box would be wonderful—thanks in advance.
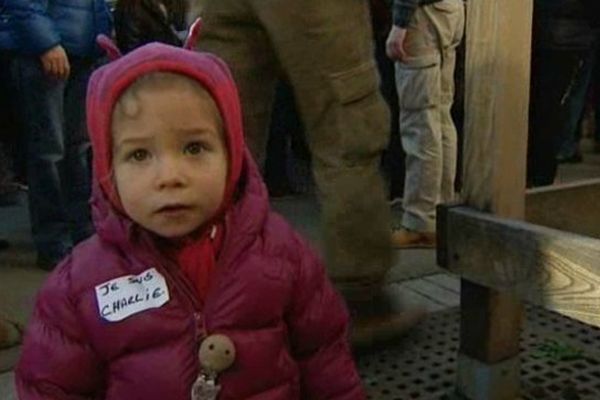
[15,43,364,400]
[4,0,111,56]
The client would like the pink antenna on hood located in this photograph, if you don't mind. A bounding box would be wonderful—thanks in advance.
[184,18,203,50]
[96,34,122,61]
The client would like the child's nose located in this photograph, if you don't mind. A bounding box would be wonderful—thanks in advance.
[155,156,187,189]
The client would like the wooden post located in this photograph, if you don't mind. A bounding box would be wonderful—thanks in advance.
[456,0,533,399]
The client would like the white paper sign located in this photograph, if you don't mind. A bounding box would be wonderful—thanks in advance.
[95,268,170,322]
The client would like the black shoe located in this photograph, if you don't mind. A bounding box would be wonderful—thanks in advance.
[351,309,426,349]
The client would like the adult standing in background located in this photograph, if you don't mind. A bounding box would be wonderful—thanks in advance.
[528,0,597,187]
[195,0,423,341]
[5,0,112,269]
[386,0,465,248]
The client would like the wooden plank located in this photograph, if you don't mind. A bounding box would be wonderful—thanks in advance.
[456,0,533,397]
[441,206,600,328]
[423,273,461,294]
[385,282,447,312]
[525,178,600,239]
[403,278,460,307]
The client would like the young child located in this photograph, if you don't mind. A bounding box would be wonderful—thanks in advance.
[15,43,364,399]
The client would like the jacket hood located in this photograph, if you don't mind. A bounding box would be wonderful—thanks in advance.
[86,42,257,249]
[87,42,244,212]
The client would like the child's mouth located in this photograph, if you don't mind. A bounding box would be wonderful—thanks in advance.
[156,204,191,216]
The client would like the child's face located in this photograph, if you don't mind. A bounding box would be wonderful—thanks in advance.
[112,84,228,238]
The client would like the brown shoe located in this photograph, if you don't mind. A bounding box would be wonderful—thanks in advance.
[391,228,436,249]
[345,290,426,349]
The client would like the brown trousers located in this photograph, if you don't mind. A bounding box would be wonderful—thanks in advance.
[196,0,392,297]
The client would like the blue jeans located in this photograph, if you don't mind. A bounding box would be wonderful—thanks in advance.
[16,56,95,262]
[0,51,25,183]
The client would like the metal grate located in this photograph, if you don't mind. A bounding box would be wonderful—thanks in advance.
[357,305,600,400]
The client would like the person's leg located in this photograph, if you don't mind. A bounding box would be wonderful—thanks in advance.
[0,52,18,187]
[258,0,392,301]
[394,2,458,239]
[63,58,94,245]
[527,49,581,187]
[197,0,278,168]
[432,1,464,204]
[556,46,596,163]
[374,27,404,202]
[264,81,295,197]
[285,83,312,194]
[16,56,72,267]
[5,54,27,185]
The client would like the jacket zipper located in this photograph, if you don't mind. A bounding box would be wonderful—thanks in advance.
[138,235,207,340]
[160,258,207,339]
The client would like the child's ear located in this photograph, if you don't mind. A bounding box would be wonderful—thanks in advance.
[183,18,203,50]
[96,34,123,61]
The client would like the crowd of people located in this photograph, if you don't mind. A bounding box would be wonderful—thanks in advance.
[0,0,598,398]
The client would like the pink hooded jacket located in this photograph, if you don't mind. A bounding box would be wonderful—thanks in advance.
[15,43,364,399]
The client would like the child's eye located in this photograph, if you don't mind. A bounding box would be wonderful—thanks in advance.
[184,141,205,155]
[128,149,150,162]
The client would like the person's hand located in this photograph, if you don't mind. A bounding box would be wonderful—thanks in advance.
[386,26,408,61]
[40,45,70,80]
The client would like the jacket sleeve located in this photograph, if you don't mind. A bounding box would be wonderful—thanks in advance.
[5,0,61,55]
[15,257,104,399]
[286,236,365,400]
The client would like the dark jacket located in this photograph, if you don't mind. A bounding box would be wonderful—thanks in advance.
[534,0,598,51]
[114,0,186,53]
[3,0,112,56]
[580,0,600,28]
[0,1,16,50]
